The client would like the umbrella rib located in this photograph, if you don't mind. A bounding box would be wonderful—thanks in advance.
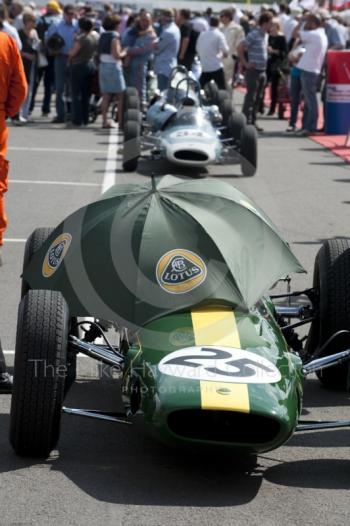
[133,193,156,322]
[160,189,298,255]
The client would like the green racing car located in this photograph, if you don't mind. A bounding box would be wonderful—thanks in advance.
[9,176,350,458]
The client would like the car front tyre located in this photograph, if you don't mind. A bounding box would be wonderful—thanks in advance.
[10,290,69,457]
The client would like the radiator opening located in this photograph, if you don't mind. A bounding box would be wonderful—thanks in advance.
[174,150,208,162]
[168,410,280,444]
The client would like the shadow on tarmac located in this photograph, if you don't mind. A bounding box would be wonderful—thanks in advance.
[264,459,350,489]
[301,378,350,409]
[0,378,262,507]
[0,372,349,504]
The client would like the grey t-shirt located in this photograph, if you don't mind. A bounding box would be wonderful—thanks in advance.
[71,32,98,65]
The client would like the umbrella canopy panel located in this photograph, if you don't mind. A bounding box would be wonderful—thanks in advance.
[24,176,304,328]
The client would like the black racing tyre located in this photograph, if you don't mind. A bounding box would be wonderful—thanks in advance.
[21,227,54,298]
[220,99,235,127]
[88,106,99,124]
[122,91,140,127]
[227,112,247,142]
[217,89,229,110]
[123,120,140,172]
[124,87,138,101]
[10,290,69,457]
[306,239,350,390]
[240,125,257,177]
[204,81,219,105]
[125,109,142,124]
[125,94,140,112]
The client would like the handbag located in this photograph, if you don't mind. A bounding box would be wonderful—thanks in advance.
[37,50,48,68]
[277,75,290,104]
[46,32,65,55]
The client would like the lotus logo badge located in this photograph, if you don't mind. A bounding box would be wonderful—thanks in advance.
[42,233,72,278]
[156,249,207,294]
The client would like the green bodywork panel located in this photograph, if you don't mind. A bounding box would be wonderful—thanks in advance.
[122,298,303,454]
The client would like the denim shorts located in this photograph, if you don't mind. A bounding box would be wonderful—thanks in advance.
[99,62,126,94]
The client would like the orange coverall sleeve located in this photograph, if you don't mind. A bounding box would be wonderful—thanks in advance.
[3,35,28,118]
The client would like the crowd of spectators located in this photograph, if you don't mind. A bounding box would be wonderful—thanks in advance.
[0,1,349,134]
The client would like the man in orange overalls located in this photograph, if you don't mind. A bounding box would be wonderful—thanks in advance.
[0,27,27,392]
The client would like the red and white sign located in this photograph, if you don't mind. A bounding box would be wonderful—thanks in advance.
[327,50,350,84]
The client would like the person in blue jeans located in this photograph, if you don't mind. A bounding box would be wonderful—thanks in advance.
[286,65,302,132]
[68,18,98,126]
[127,12,156,104]
[45,4,78,123]
[154,9,180,92]
[293,14,327,135]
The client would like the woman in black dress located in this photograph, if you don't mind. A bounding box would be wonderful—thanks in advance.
[267,19,288,117]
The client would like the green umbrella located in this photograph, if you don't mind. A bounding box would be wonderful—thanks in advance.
[24,175,305,328]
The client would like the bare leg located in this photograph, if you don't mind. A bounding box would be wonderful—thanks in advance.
[101,93,111,127]
[117,92,124,127]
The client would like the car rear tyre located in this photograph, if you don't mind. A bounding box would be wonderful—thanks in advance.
[124,87,138,101]
[124,108,142,124]
[227,112,247,141]
[240,125,257,177]
[21,227,54,298]
[306,239,350,390]
[10,289,69,457]
[125,94,140,112]
[204,81,219,105]
[220,99,235,127]
[217,89,229,108]
[122,90,140,126]
[123,120,141,171]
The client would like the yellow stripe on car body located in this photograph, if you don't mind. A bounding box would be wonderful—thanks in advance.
[191,306,250,413]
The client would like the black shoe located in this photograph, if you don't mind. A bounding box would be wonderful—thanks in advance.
[51,117,65,124]
[254,124,264,133]
[0,373,13,394]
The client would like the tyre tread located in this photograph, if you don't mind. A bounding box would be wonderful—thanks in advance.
[10,290,68,457]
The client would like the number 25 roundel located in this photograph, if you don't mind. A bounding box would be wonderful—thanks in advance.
[158,346,282,384]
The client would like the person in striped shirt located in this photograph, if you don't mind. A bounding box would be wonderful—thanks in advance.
[237,11,273,132]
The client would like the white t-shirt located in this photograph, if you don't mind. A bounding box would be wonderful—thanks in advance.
[298,27,328,75]
[283,17,298,43]
[191,16,209,34]
[196,27,229,72]
[1,21,22,50]
[279,13,290,36]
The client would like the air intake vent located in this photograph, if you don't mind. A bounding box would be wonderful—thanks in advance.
[174,150,208,162]
[168,410,280,444]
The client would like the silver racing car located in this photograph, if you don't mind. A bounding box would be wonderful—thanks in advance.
[122,68,258,177]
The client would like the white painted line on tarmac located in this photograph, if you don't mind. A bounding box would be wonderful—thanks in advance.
[3,238,26,243]
[11,179,100,187]
[4,350,89,358]
[8,147,107,155]
[101,127,119,194]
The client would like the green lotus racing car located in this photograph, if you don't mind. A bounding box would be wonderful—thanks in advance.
[9,176,350,458]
